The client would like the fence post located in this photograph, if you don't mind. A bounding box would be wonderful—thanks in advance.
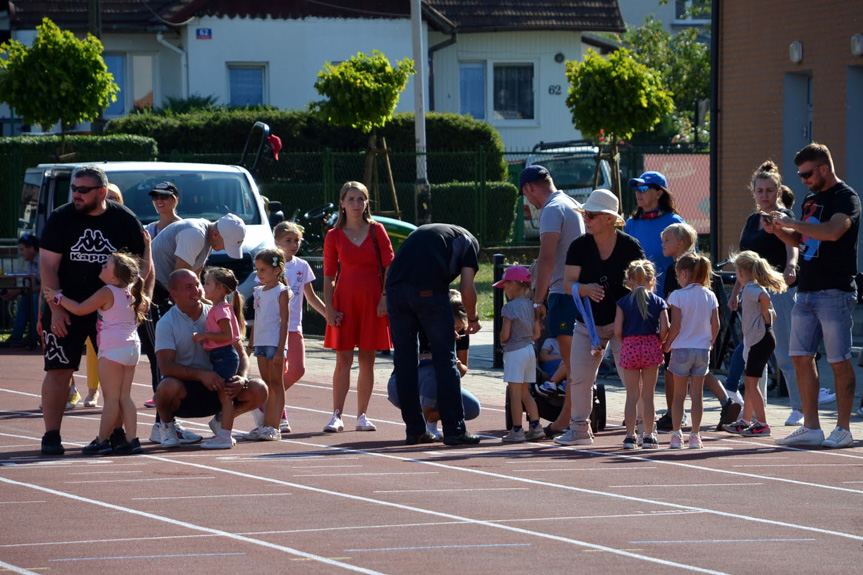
[323,148,333,204]
[492,253,504,368]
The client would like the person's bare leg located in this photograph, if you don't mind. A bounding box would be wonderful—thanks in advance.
[831,359,856,430]
[792,355,820,430]
[42,369,74,432]
[356,349,376,416]
[332,350,354,415]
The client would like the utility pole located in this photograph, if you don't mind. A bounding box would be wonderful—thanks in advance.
[88,0,106,135]
[411,0,430,224]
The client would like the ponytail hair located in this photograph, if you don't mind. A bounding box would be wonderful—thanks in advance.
[623,259,657,320]
[730,250,787,294]
[110,252,148,325]
[675,252,713,288]
[204,266,246,333]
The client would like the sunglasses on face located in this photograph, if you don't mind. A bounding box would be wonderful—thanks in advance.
[151,193,174,201]
[797,165,825,179]
[583,211,605,220]
[71,184,103,195]
[635,185,653,194]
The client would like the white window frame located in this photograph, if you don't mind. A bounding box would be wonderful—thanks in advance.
[674,1,710,25]
[459,58,538,126]
[103,52,157,117]
[227,63,268,107]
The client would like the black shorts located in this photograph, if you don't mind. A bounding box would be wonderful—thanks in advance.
[171,379,223,419]
[745,326,776,378]
[41,305,97,371]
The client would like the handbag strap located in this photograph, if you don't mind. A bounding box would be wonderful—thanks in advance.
[370,221,385,285]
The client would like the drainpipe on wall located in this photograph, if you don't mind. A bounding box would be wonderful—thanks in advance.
[428,31,456,111]
[156,31,188,100]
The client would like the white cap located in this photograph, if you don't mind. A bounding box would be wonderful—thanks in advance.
[216,214,246,259]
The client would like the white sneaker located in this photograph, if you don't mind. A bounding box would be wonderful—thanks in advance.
[260,426,281,441]
[243,426,267,441]
[817,387,837,405]
[502,428,526,442]
[729,390,744,405]
[688,433,703,449]
[784,409,804,426]
[323,410,344,432]
[553,424,593,446]
[280,416,292,433]
[775,426,825,447]
[252,406,265,429]
[160,422,180,448]
[822,426,853,449]
[209,412,222,436]
[425,422,443,440]
[524,426,546,441]
[172,420,202,444]
[201,435,235,450]
[669,430,684,450]
[149,424,163,444]
[355,413,376,431]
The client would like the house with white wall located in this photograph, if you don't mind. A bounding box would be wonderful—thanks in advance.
[0,0,624,150]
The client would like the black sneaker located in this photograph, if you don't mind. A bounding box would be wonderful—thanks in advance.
[40,430,64,456]
[716,400,742,431]
[109,427,128,451]
[405,431,437,446]
[114,437,143,455]
[443,431,482,446]
[656,413,673,433]
[82,437,113,456]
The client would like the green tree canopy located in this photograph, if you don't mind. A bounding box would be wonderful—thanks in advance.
[565,48,674,201]
[0,18,118,136]
[312,50,414,134]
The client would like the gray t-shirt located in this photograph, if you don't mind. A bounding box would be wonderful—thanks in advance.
[539,191,585,294]
[152,219,212,288]
[155,303,213,371]
[740,281,771,352]
[501,297,535,352]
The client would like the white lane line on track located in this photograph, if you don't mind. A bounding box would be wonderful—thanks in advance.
[294,472,437,477]
[64,477,215,484]
[0,452,727,574]
[131,492,292,501]
[69,470,143,475]
[0,500,45,504]
[510,466,659,472]
[279,438,863,544]
[50,552,246,562]
[0,476,385,575]
[345,543,533,552]
[0,559,38,575]
[374,487,529,494]
[608,483,764,488]
[630,538,816,545]
[732,463,863,467]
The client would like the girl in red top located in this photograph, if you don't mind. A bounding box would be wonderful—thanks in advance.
[322,181,394,433]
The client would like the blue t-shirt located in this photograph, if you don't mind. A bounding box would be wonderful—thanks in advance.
[617,288,667,337]
[624,212,686,295]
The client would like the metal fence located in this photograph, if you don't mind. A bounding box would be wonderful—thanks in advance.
[0,144,709,246]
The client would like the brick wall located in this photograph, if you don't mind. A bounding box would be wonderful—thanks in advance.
[717,0,863,253]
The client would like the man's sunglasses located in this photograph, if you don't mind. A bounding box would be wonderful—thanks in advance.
[150,193,174,200]
[797,166,822,179]
[70,184,103,195]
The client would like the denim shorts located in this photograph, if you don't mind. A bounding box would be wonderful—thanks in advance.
[667,347,710,377]
[253,345,280,360]
[790,290,856,362]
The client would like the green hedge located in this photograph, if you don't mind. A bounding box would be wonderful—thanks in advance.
[0,135,158,237]
[106,109,507,183]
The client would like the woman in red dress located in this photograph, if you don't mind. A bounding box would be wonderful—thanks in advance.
[322,181,394,433]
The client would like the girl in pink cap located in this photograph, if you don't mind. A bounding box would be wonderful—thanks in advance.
[494,265,543,442]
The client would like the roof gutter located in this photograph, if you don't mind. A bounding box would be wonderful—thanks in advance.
[422,2,457,111]
[156,31,188,101]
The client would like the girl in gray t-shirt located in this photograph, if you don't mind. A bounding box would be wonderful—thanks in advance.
[494,266,542,443]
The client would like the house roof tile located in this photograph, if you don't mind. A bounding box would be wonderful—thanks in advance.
[427,1,624,33]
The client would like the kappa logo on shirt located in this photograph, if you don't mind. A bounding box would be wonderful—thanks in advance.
[43,333,70,364]
[69,229,118,263]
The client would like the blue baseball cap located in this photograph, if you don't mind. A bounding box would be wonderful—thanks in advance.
[519,165,551,193]
[628,171,668,191]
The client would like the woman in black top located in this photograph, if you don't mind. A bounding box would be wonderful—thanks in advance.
[554,189,645,446]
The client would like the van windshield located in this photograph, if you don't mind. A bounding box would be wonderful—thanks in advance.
[536,154,605,191]
[106,170,260,226]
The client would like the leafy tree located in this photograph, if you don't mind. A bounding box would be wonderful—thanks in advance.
[620,15,710,145]
[0,18,118,148]
[312,50,414,134]
[565,48,674,203]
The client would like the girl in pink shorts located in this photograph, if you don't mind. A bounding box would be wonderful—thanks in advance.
[614,260,669,450]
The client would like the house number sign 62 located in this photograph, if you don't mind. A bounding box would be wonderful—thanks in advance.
[548,85,562,95]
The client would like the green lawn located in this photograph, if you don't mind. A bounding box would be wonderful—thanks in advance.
[451,265,495,320]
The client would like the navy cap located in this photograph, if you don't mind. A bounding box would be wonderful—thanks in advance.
[628,171,668,191]
[149,181,179,197]
[519,165,551,193]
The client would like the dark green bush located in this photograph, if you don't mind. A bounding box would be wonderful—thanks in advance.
[107,109,507,182]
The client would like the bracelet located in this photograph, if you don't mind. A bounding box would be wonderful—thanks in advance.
[242,378,249,390]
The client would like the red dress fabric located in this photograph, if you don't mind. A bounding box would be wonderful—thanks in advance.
[323,222,394,351]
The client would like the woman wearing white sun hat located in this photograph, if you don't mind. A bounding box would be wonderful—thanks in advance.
[555,189,645,446]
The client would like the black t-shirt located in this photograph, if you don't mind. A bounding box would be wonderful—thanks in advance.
[41,202,145,301]
[663,261,680,300]
[797,181,860,292]
[386,224,480,293]
[565,230,645,326]
[739,208,794,270]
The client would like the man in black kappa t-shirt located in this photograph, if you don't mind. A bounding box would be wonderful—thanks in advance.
[38,165,150,455]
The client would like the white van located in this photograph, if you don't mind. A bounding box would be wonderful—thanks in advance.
[20,161,277,301]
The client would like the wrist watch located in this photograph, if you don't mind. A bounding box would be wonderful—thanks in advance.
[53,293,63,306]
